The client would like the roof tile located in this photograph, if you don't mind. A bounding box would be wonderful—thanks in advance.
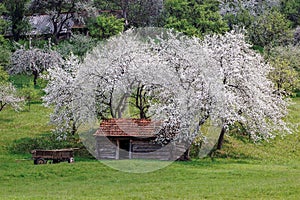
[94,119,162,137]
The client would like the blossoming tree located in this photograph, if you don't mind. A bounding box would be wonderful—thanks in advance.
[10,47,63,85]
[44,28,290,157]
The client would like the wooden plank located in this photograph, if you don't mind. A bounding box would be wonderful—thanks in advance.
[116,139,119,160]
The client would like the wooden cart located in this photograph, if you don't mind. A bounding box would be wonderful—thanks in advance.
[31,148,77,164]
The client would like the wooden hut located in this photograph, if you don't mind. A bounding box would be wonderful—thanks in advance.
[94,119,180,160]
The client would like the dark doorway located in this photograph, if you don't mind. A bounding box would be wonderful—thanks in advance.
[119,140,130,159]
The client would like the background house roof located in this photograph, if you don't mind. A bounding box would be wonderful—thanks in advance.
[94,118,162,137]
[28,13,78,35]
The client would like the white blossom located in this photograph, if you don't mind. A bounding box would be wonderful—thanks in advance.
[44,28,290,146]
[43,53,80,136]
[0,82,24,112]
[10,47,63,84]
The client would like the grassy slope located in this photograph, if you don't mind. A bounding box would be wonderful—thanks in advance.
[220,98,300,164]
[0,98,299,199]
[0,104,52,156]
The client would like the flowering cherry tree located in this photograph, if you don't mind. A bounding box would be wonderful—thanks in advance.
[44,28,290,156]
[76,29,162,121]
[146,29,289,152]
[0,67,24,112]
[10,47,63,85]
[43,54,81,136]
[202,31,289,149]
[0,83,24,112]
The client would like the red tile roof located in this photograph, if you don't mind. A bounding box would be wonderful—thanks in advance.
[94,119,162,137]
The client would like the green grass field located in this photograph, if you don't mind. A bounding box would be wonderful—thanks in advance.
[0,96,299,199]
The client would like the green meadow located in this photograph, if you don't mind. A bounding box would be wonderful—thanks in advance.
[0,95,299,199]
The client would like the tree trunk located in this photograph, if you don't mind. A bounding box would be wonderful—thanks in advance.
[32,70,38,86]
[217,125,226,150]
[177,147,190,161]
[0,102,6,111]
[71,121,77,135]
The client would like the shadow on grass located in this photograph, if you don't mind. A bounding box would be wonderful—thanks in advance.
[0,117,14,123]
[7,132,94,159]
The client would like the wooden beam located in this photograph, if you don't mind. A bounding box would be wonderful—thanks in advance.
[129,139,132,159]
[115,139,119,160]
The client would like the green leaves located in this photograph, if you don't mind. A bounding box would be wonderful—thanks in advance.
[87,15,124,40]
[163,0,228,37]
[269,58,299,96]
[0,35,11,69]
[248,10,292,47]
[0,66,9,83]
[280,0,300,27]
[3,0,30,41]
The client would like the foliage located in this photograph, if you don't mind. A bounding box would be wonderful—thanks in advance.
[93,0,163,27]
[0,3,9,34]
[268,58,299,96]
[268,45,300,72]
[293,26,300,44]
[126,0,164,27]
[163,0,228,37]
[3,0,30,41]
[19,81,39,110]
[87,14,124,40]
[218,0,279,30]
[16,38,51,50]
[280,0,300,27]
[56,34,98,59]
[247,10,292,47]
[93,0,120,10]
[222,8,254,30]
[0,35,11,69]
[0,66,9,82]
[267,45,300,95]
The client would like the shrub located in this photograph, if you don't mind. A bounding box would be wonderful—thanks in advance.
[248,10,292,47]
[87,15,124,40]
[56,34,98,59]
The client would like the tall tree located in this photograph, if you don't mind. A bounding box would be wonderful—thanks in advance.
[280,0,300,27]
[93,0,163,27]
[162,0,228,37]
[44,28,290,157]
[4,0,30,41]
[0,3,9,34]
[219,0,281,30]
[247,10,292,47]
[202,31,289,149]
